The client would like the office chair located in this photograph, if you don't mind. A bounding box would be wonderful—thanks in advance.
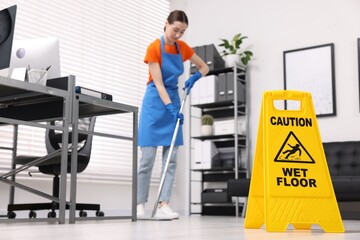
[7,117,104,219]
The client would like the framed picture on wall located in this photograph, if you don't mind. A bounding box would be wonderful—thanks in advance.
[283,43,336,117]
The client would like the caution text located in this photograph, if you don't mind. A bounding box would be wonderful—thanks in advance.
[270,117,312,127]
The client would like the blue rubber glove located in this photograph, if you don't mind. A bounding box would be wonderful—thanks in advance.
[183,71,202,95]
[166,103,184,125]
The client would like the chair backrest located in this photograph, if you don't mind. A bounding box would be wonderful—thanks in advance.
[46,117,96,154]
[39,117,96,174]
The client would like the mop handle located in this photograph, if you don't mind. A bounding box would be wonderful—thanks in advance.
[151,94,188,218]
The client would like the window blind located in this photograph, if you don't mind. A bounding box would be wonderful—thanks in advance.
[0,0,170,185]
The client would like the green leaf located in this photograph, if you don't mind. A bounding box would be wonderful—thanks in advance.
[235,39,242,49]
[233,33,241,41]
[224,41,231,49]
[244,50,253,55]
[241,58,248,65]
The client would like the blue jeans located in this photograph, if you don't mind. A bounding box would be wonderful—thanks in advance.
[137,146,178,204]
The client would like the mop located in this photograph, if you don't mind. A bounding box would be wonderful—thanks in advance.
[138,93,188,221]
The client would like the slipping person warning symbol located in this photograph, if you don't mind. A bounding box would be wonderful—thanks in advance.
[274,131,315,164]
[282,143,301,159]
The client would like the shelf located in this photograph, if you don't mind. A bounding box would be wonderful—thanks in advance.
[191,100,246,118]
[192,100,245,109]
[202,203,237,207]
[214,139,246,148]
[189,61,249,217]
[206,108,245,118]
[192,168,247,173]
[192,169,248,182]
[207,66,246,76]
[192,134,246,141]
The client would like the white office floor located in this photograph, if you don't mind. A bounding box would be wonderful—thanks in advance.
[0,216,359,240]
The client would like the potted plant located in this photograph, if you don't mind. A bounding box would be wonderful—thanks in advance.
[218,33,253,67]
[201,115,214,136]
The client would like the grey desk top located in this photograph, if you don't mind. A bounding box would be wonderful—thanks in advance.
[0,76,138,123]
[0,76,69,123]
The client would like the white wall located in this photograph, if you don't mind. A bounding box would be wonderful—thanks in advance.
[171,0,360,214]
[177,0,360,142]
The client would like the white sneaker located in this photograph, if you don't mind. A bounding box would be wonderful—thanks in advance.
[154,205,179,219]
[137,203,145,217]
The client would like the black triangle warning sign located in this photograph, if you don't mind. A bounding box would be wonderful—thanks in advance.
[274,131,315,164]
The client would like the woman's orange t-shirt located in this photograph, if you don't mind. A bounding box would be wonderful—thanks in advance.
[144,38,195,84]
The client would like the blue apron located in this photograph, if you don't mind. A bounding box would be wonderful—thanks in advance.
[138,36,184,147]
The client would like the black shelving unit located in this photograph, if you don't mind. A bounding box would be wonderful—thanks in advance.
[189,64,250,217]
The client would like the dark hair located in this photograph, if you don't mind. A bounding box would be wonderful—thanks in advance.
[164,10,188,31]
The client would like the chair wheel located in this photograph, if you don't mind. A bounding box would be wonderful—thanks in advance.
[47,211,56,218]
[29,211,37,219]
[96,211,105,217]
[79,210,87,217]
[7,211,16,219]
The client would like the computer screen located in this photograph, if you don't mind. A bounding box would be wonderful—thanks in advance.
[9,37,61,79]
[0,5,17,71]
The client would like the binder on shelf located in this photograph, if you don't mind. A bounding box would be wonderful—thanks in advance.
[191,75,218,105]
[190,45,206,74]
[226,72,235,100]
[198,79,207,104]
[205,75,218,103]
[191,181,202,203]
[202,140,218,169]
[191,44,225,74]
[190,73,200,105]
[75,86,113,101]
[192,140,218,169]
[192,140,203,170]
[217,73,227,102]
[225,72,246,102]
[205,44,225,71]
[190,46,199,73]
[197,46,206,67]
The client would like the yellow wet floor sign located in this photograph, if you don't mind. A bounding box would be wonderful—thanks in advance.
[244,90,344,233]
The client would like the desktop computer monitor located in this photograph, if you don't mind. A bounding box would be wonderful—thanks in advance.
[0,5,17,72]
[9,37,61,79]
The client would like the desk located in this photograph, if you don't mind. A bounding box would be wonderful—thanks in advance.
[0,76,138,224]
[0,75,72,224]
